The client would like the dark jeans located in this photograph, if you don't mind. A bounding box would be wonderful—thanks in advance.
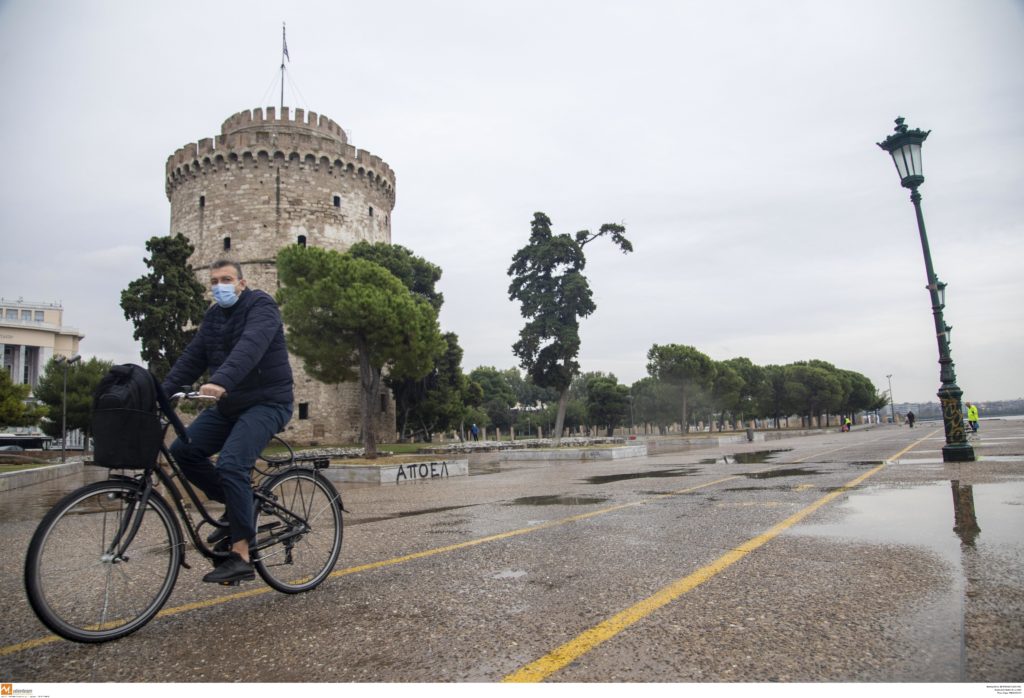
[169,402,293,544]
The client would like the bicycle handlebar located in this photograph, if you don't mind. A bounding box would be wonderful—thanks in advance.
[170,392,219,403]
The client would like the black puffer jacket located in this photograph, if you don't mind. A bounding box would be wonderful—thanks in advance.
[162,288,293,416]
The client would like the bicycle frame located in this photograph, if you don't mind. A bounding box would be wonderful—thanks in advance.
[107,422,334,571]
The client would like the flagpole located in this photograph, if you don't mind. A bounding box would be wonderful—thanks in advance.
[280,22,286,112]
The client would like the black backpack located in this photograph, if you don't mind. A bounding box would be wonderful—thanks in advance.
[91,364,165,468]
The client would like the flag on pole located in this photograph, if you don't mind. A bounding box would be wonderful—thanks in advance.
[282,23,290,62]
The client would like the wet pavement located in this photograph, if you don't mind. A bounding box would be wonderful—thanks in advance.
[1,419,1022,684]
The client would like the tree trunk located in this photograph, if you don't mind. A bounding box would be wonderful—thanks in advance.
[553,388,569,445]
[357,339,380,458]
[681,390,689,433]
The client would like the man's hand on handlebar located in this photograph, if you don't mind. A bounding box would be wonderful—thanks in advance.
[169,384,226,403]
[198,383,227,400]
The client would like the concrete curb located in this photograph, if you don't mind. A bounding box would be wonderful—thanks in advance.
[320,459,470,486]
[0,460,84,492]
[500,445,648,462]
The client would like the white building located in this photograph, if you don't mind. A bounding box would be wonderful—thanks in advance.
[0,297,83,392]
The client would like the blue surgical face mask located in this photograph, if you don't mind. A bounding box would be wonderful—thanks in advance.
[212,283,239,308]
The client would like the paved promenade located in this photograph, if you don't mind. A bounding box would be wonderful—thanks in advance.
[1,419,1021,686]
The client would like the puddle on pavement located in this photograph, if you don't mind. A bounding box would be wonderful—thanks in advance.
[699,449,792,465]
[583,467,698,485]
[352,503,478,525]
[744,467,822,479]
[795,480,1024,564]
[508,495,609,506]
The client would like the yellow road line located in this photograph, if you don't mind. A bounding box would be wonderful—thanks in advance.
[502,432,937,683]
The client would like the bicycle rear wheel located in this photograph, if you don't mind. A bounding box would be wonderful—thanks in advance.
[254,469,342,593]
[24,479,182,643]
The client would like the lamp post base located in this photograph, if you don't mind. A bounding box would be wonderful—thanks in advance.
[942,442,976,463]
[938,385,974,463]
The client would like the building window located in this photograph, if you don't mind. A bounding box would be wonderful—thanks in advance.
[34,311,44,322]
[5,309,16,321]
[333,195,341,208]
[298,403,309,420]
[297,235,307,247]
[223,237,231,251]
[21,310,31,321]
[199,195,206,208]
[369,206,374,217]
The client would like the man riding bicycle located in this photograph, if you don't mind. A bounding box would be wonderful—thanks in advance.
[162,259,293,584]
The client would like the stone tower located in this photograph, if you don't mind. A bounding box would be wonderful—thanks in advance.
[165,106,397,444]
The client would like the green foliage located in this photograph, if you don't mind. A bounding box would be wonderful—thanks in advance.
[630,376,679,432]
[707,360,743,429]
[646,344,715,432]
[34,358,113,448]
[722,357,766,422]
[582,373,630,436]
[349,242,459,441]
[468,366,517,431]
[783,362,844,424]
[388,332,470,441]
[120,234,208,380]
[276,245,445,457]
[347,241,444,312]
[0,371,45,426]
[507,212,631,441]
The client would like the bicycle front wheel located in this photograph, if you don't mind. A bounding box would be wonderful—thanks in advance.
[254,469,342,593]
[24,479,182,643]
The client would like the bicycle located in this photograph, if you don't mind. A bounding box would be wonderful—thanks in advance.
[23,393,344,643]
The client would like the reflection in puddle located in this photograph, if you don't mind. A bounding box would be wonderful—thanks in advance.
[795,481,1024,563]
[508,495,609,506]
[699,450,792,465]
[583,467,698,485]
[745,467,821,479]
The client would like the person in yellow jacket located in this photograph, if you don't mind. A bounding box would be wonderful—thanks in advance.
[966,402,979,433]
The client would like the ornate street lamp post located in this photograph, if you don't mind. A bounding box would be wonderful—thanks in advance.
[53,354,81,463]
[877,117,974,462]
[886,373,895,424]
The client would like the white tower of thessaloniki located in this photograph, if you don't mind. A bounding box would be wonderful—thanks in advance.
[165,106,397,444]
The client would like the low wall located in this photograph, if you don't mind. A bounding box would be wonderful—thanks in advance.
[500,444,648,462]
[0,460,83,492]
[320,459,469,486]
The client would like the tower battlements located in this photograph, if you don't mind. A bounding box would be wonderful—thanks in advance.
[165,106,395,200]
[221,106,347,141]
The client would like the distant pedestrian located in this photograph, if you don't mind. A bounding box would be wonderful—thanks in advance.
[843,417,852,432]
[966,402,979,433]
[906,411,916,428]
[470,423,479,441]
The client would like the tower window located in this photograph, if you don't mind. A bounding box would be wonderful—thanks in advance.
[199,195,205,208]
[333,195,341,208]
[369,206,374,217]
[298,403,309,420]
[223,237,231,251]
[297,235,307,247]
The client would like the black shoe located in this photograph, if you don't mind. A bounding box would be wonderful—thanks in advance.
[206,520,230,545]
[202,552,255,584]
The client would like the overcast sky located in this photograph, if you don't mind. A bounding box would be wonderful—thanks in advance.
[1,0,1021,405]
